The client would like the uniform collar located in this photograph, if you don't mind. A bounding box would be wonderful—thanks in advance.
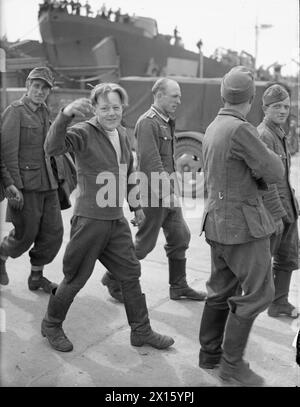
[21,95,48,112]
[264,117,286,139]
[218,107,247,122]
[151,105,170,123]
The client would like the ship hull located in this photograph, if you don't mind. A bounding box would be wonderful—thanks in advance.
[39,10,227,78]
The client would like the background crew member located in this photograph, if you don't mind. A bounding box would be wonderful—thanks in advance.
[0,67,63,292]
[257,84,299,319]
[102,78,206,303]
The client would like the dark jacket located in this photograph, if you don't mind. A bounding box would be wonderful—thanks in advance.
[45,111,141,220]
[257,118,299,223]
[201,108,285,245]
[1,95,58,191]
[135,105,178,202]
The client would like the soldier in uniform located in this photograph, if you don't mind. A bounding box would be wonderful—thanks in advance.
[102,78,206,303]
[257,84,299,319]
[198,66,284,386]
[0,67,63,291]
[41,83,174,352]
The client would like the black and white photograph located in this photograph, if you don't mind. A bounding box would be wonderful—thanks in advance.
[0,0,299,392]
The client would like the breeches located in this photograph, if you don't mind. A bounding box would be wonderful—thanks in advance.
[270,220,299,273]
[205,238,274,319]
[55,216,141,303]
[135,206,190,260]
[1,190,63,266]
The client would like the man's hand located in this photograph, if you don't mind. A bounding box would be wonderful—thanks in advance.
[5,185,24,210]
[131,209,145,227]
[63,98,94,118]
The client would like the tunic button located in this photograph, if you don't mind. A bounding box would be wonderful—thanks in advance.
[25,166,29,169]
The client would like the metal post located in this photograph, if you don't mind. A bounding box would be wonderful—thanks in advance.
[196,39,203,78]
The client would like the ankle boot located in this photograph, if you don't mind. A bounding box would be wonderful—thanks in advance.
[124,293,174,349]
[28,269,58,294]
[41,289,73,352]
[101,270,124,303]
[219,312,264,386]
[268,270,298,318]
[199,303,229,369]
[0,258,9,285]
[169,258,206,301]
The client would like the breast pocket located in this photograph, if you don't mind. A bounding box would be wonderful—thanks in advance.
[20,164,42,190]
[158,131,172,156]
[20,121,42,146]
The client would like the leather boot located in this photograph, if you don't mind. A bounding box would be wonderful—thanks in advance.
[101,270,124,303]
[199,303,229,369]
[296,329,300,366]
[268,270,298,318]
[28,269,58,294]
[219,312,264,386]
[124,293,174,349]
[169,258,206,301]
[41,288,73,352]
[0,258,9,285]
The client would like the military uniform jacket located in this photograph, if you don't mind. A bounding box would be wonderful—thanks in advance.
[45,111,141,220]
[257,118,299,223]
[135,105,178,202]
[201,108,284,245]
[1,95,58,191]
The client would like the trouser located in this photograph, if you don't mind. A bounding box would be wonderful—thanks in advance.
[54,215,142,304]
[270,220,299,304]
[0,190,63,267]
[199,238,274,363]
[135,206,190,260]
[205,238,274,318]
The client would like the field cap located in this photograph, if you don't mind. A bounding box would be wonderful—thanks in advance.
[221,65,255,104]
[262,84,289,106]
[27,67,55,88]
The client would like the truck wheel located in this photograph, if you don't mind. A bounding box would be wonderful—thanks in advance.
[175,138,204,198]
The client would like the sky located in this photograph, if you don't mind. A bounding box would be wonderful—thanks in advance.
[1,0,299,76]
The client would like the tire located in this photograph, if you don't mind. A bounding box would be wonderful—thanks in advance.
[175,137,204,198]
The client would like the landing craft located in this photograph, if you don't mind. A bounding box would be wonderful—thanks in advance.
[36,3,229,83]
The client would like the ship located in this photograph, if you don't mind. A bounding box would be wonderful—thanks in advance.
[5,2,230,88]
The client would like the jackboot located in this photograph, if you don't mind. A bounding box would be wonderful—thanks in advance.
[124,293,174,349]
[28,269,58,294]
[199,303,229,369]
[268,270,298,318]
[219,312,264,386]
[41,288,73,352]
[0,258,9,285]
[169,258,206,301]
[101,270,124,303]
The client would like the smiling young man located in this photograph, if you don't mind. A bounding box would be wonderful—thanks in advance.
[257,84,299,319]
[41,83,174,352]
[101,77,207,303]
[0,67,63,291]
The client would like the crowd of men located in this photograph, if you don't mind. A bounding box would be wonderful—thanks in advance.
[0,65,299,386]
[38,0,130,22]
